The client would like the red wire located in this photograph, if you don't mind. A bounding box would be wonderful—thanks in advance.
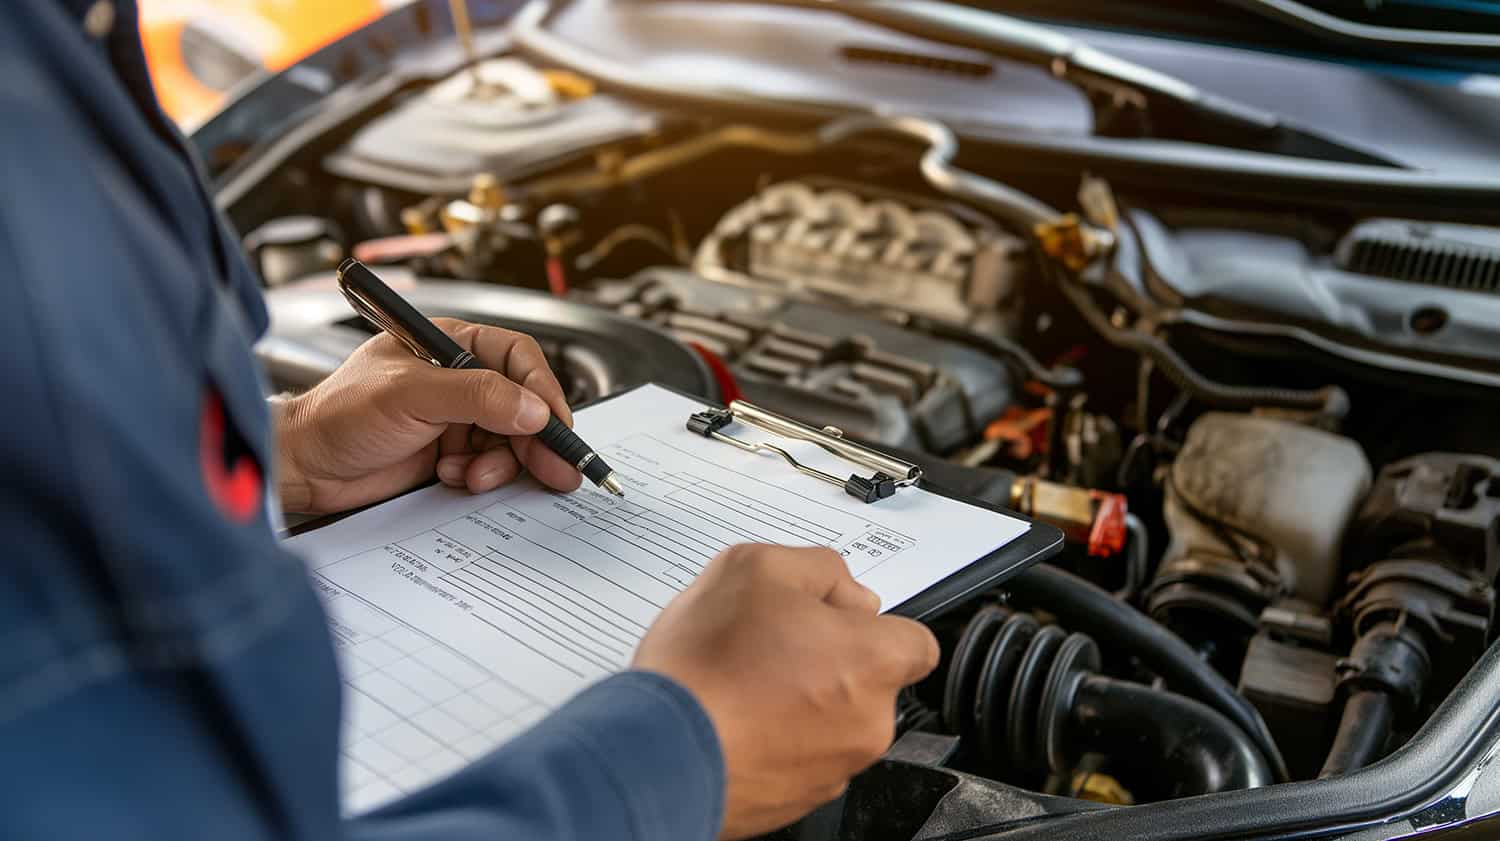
[687,342,743,404]
[545,256,569,297]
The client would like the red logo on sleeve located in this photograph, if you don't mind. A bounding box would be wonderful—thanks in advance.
[199,388,262,523]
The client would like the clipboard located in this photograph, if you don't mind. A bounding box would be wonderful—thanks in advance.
[578,383,1063,621]
[286,378,1063,814]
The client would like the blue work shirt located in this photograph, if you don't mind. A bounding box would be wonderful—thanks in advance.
[0,2,725,839]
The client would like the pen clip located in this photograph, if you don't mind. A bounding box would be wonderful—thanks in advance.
[337,274,443,367]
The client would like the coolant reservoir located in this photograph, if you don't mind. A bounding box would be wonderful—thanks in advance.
[1160,412,1372,608]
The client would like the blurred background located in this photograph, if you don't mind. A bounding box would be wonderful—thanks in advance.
[141,0,411,127]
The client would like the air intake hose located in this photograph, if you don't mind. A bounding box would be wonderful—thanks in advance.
[943,606,1272,799]
[1070,674,1271,798]
[1005,564,1290,781]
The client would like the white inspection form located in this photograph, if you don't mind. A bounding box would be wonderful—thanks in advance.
[286,384,1030,813]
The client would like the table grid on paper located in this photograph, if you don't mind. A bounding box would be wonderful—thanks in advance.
[324,586,547,814]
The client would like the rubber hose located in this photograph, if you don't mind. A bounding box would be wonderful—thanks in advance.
[1115,513,1150,601]
[818,115,1061,231]
[1319,691,1395,779]
[1057,277,1348,418]
[1007,564,1290,781]
[914,316,1084,392]
[1071,675,1273,797]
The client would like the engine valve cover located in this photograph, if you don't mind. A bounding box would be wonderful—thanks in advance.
[695,180,1028,327]
[583,268,1014,453]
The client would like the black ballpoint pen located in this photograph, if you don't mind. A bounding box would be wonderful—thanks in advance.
[335,258,625,497]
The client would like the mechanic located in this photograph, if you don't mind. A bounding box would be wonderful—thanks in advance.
[0,2,940,839]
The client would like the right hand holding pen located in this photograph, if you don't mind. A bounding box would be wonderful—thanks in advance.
[632,544,941,840]
[274,318,580,515]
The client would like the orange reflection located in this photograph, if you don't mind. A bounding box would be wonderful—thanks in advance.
[141,0,383,126]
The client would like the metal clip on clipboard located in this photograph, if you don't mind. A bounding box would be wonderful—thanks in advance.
[686,401,924,503]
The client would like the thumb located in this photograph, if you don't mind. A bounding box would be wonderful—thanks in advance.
[404,367,552,435]
[869,615,942,686]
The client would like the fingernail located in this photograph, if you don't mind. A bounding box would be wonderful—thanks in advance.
[519,391,550,430]
[436,458,465,485]
[475,468,500,489]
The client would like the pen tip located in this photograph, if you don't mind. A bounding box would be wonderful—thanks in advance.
[601,475,625,498]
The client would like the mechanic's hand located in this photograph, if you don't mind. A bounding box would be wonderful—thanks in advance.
[274,318,580,515]
[633,544,940,840]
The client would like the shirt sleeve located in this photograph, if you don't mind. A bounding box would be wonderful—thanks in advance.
[348,671,726,841]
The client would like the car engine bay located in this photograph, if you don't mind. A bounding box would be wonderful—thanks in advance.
[213,11,1500,837]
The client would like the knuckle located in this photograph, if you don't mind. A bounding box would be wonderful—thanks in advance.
[709,544,760,579]
[717,543,753,565]
[519,335,546,363]
[736,544,778,574]
[808,547,854,580]
[806,546,843,567]
[820,669,861,710]
[432,317,474,345]
[462,371,490,405]
[465,371,506,409]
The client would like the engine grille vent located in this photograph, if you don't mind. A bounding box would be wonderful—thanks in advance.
[1337,218,1500,293]
[631,305,939,408]
[838,45,993,79]
[583,269,1015,452]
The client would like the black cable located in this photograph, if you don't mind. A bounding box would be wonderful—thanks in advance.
[1134,356,1155,435]
[914,317,1084,392]
[1006,563,1291,781]
[1054,272,1348,418]
[1114,513,1150,602]
[1319,690,1395,778]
